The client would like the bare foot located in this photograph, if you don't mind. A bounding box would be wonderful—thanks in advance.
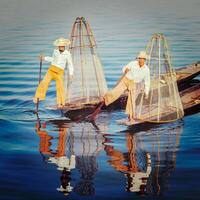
[57,104,64,109]
[33,97,38,104]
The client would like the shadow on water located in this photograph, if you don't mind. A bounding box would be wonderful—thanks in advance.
[34,114,183,198]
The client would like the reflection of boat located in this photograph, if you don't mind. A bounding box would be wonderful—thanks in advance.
[104,122,183,195]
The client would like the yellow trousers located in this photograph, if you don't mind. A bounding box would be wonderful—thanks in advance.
[34,65,65,105]
[104,76,135,120]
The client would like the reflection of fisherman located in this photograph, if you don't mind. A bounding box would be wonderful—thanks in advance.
[126,153,151,194]
[95,51,150,123]
[57,167,73,196]
[104,133,151,194]
[33,37,74,108]
[48,155,76,171]
[35,122,76,196]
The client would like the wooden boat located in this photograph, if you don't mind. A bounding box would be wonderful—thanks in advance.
[180,81,200,116]
[176,61,200,86]
[62,61,200,121]
[46,20,200,123]
[117,81,200,129]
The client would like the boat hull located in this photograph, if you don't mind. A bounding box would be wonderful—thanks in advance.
[49,62,200,122]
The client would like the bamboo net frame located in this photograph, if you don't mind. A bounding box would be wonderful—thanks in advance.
[64,17,108,106]
[132,33,184,123]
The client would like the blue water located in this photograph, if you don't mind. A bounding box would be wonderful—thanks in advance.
[0,0,200,199]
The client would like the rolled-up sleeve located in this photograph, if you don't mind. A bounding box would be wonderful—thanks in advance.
[44,50,55,62]
[67,52,74,75]
[69,155,76,169]
[44,56,53,62]
[122,62,132,73]
[144,68,150,95]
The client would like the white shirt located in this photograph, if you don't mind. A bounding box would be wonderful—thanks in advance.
[48,155,76,171]
[123,60,150,95]
[44,49,74,75]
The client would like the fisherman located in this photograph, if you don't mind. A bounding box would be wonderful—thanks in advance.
[91,51,150,123]
[33,37,74,108]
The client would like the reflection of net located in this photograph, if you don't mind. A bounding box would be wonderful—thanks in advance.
[65,17,108,105]
[136,150,147,172]
[133,33,184,123]
[74,156,98,196]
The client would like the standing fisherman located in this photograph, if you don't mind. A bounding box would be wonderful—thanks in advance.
[33,37,74,108]
[90,51,150,123]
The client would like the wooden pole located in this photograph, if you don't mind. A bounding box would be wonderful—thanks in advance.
[35,55,43,114]
[87,72,128,122]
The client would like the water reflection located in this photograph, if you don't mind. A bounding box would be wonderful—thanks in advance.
[35,118,183,197]
[71,124,104,196]
[104,121,183,196]
[35,121,75,195]
[35,119,106,196]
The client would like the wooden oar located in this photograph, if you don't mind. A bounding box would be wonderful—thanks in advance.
[87,72,128,122]
[35,55,43,114]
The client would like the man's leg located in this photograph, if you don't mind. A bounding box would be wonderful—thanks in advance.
[126,82,143,122]
[125,81,135,122]
[104,76,129,106]
[55,73,65,106]
[34,68,52,103]
[88,76,129,121]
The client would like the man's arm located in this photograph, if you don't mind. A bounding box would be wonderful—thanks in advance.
[144,68,150,98]
[67,52,74,81]
[41,50,55,62]
[67,52,74,75]
[122,61,132,74]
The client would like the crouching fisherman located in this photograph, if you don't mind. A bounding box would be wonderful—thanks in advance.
[33,37,74,108]
[91,51,150,124]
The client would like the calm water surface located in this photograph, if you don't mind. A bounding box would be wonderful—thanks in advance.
[0,0,200,199]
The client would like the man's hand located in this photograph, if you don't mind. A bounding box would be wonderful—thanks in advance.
[39,55,45,61]
[124,68,130,74]
[145,93,149,100]
[69,75,74,83]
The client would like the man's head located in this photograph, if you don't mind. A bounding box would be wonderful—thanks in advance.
[53,37,71,49]
[137,51,149,67]
[58,46,65,52]
[138,57,146,67]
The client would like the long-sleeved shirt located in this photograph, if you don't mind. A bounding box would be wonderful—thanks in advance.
[123,60,150,95]
[48,155,76,171]
[44,49,74,75]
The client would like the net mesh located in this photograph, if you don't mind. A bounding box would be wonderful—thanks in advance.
[133,33,184,123]
[64,17,108,106]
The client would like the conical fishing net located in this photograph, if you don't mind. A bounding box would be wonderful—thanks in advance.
[65,17,108,106]
[132,33,184,123]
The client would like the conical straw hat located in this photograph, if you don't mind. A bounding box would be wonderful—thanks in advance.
[53,37,71,46]
[137,51,149,59]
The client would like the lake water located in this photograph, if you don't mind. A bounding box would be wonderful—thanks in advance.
[0,0,200,199]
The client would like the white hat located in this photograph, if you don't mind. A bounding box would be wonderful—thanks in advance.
[137,51,149,60]
[57,184,73,195]
[53,37,71,46]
